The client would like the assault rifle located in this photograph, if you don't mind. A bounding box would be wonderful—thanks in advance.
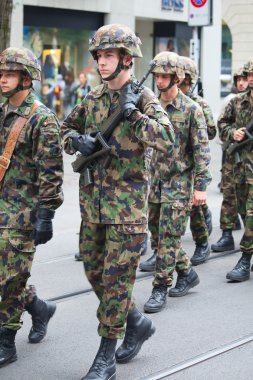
[71,62,156,185]
[226,118,253,155]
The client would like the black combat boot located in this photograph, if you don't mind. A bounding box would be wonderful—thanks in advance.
[81,337,117,380]
[169,267,200,297]
[226,253,252,282]
[75,252,82,261]
[0,328,17,367]
[191,242,210,266]
[211,230,234,252]
[139,250,157,272]
[144,286,167,313]
[115,307,155,364]
[25,296,56,343]
[204,208,213,236]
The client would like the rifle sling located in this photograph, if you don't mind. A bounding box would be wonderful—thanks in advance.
[0,100,42,184]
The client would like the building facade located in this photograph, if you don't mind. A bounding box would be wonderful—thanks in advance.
[10,0,221,118]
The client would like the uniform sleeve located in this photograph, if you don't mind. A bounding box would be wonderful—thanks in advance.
[201,102,217,140]
[218,97,237,142]
[34,114,64,210]
[128,88,175,154]
[60,104,86,154]
[190,105,212,191]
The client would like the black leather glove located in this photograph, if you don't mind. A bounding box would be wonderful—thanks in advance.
[71,134,97,156]
[33,208,55,246]
[119,83,141,119]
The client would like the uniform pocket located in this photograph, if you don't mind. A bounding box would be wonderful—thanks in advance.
[9,231,35,253]
[162,202,191,236]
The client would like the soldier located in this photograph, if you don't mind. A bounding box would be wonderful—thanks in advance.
[179,56,216,265]
[218,58,253,282]
[60,24,175,380]
[140,52,211,313]
[211,67,248,253]
[0,47,64,366]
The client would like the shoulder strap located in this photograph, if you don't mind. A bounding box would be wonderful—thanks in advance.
[0,100,42,183]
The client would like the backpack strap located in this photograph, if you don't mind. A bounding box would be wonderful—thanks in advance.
[0,100,42,183]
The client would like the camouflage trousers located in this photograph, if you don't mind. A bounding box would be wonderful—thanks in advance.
[220,158,239,230]
[234,182,253,254]
[190,204,209,244]
[148,202,191,288]
[79,220,146,340]
[0,229,36,331]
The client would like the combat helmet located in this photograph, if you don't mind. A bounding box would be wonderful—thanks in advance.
[151,51,185,81]
[243,58,253,75]
[179,56,198,83]
[0,47,41,81]
[233,67,247,86]
[89,24,142,58]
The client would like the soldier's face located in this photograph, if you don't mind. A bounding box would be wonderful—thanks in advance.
[246,72,253,89]
[154,73,172,91]
[97,49,120,79]
[0,70,21,92]
[236,76,248,92]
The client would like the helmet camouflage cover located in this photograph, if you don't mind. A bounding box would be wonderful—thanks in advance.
[179,56,198,83]
[0,47,41,81]
[89,24,142,58]
[151,51,185,80]
[243,58,253,74]
[233,67,247,86]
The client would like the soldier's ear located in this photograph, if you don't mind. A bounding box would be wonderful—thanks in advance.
[123,54,133,68]
[23,75,32,87]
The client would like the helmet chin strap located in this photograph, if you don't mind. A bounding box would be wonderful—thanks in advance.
[99,57,126,81]
[158,75,176,92]
[2,77,31,98]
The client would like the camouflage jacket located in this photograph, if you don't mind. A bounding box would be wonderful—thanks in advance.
[189,93,216,140]
[149,89,211,204]
[218,90,253,184]
[61,79,175,225]
[0,91,64,230]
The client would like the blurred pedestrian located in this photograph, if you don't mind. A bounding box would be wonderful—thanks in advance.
[0,47,64,366]
[179,56,216,265]
[61,24,175,380]
[74,72,91,105]
[140,52,211,313]
[216,59,253,282]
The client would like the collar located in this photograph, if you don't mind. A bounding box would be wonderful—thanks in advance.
[3,91,37,118]
[159,88,183,111]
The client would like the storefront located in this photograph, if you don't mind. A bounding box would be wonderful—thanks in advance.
[23,6,104,118]
[10,0,221,118]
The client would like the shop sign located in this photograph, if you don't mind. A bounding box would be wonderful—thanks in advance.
[161,0,184,12]
[188,0,212,26]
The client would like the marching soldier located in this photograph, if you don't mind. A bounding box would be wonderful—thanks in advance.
[0,47,63,366]
[218,58,253,282]
[179,56,216,265]
[61,24,175,380]
[211,67,248,253]
[140,52,211,313]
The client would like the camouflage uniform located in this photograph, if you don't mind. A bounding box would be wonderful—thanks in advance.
[180,56,216,248]
[218,89,253,254]
[144,54,210,289]
[0,49,63,331]
[61,27,175,339]
[149,88,211,287]
[219,68,248,230]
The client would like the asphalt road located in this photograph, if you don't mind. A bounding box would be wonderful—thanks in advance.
[1,136,253,380]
